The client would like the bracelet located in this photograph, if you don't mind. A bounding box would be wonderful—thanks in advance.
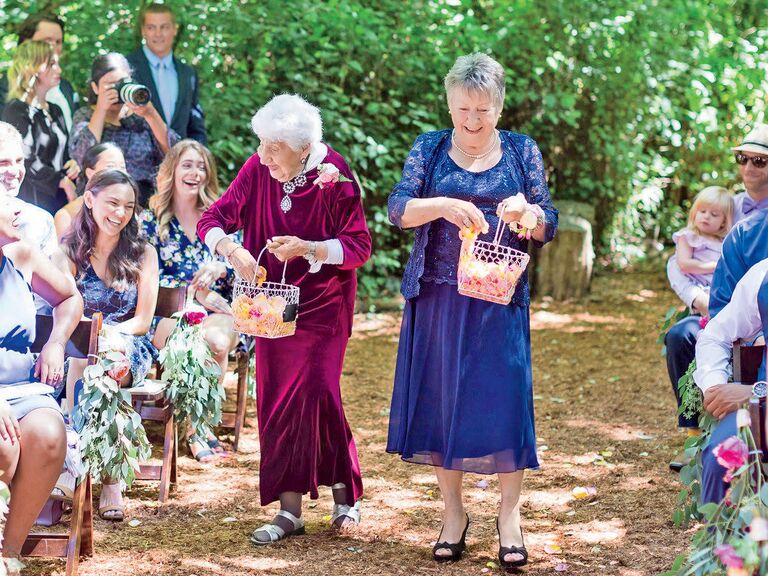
[223,244,242,260]
[305,241,318,260]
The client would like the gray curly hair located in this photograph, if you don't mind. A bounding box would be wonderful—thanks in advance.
[444,53,505,110]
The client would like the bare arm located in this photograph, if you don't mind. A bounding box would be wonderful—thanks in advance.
[676,236,717,275]
[113,245,159,335]
[401,197,487,232]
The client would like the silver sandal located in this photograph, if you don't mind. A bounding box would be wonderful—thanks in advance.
[331,500,361,527]
[250,510,305,545]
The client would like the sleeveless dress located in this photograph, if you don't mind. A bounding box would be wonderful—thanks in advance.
[76,265,159,383]
[672,228,723,288]
[0,254,62,420]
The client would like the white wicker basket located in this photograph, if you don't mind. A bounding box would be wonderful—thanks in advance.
[457,218,530,305]
[231,247,299,338]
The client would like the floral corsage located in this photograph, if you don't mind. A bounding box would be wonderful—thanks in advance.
[313,163,352,189]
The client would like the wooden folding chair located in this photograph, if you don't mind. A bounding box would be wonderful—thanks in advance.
[127,286,186,502]
[23,312,102,576]
[733,342,768,467]
[218,336,253,452]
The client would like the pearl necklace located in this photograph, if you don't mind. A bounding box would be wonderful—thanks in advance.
[451,129,499,160]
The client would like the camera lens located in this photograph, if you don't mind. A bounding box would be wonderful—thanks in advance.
[115,79,151,106]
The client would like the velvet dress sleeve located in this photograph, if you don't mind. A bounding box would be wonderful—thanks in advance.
[521,136,558,247]
[329,160,372,271]
[197,154,257,242]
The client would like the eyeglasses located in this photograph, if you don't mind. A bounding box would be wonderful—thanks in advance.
[735,152,768,168]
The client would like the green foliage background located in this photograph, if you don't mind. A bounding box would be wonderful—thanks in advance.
[2,0,768,298]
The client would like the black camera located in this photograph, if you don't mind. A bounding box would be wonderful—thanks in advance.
[114,78,151,106]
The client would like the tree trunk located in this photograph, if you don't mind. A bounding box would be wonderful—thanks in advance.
[532,202,595,300]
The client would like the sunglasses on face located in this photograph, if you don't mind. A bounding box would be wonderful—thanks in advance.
[735,153,768,168]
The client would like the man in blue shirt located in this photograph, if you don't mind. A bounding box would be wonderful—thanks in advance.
[666,125,768,470]
[126,3,207,144]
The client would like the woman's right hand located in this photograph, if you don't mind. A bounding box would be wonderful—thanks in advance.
[440,198,489,233]
[228,246,261,283]
[0,399,20,445]
[94,81,120,115]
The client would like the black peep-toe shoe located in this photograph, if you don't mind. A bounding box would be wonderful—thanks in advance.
[432,513,470,562]
[497,518,528,568]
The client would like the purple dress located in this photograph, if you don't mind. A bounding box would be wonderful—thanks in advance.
[198,146,371,506]
[672,228,723,288]
[386,130,558,474]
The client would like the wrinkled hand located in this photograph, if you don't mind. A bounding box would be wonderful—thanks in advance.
[440,198,488,233]
[191,261,227,289]
[35,341,65,386]
[267,236,308,262]
[228,245,260,283]
[703,384,752,419]
[0,399,20,445]
[497,193,528,223]
[64,159,80,181]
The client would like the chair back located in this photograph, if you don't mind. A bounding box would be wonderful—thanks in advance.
[32,313,102,363]
[155,286,188,319]
[735,342,768,467]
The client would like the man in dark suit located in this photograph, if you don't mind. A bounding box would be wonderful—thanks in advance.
[126,3,207,144]
[0,14,79,130]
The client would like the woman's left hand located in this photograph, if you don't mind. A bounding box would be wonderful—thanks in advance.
[125,101,160,122]
[497,193,529,223]
[64,159,81,181]
[191,261,227,289]
[35,341,65,385]
[267,236,308,262]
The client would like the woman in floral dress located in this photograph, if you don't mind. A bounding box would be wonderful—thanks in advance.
[139,139,239,461]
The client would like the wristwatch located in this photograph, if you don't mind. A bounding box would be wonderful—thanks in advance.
[752,381,767,399]
[306,241,317,260]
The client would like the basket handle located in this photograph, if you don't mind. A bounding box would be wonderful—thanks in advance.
[254,243,289,284]
[493,200,507,245]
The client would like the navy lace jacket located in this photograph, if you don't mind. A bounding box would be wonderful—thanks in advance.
[388,129,558,306]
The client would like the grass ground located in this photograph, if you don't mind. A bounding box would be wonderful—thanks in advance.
[24,266,692,575]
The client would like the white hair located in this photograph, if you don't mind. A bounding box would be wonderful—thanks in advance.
[250,94,323,151]
[0,122,22,147]
[444,53,506,110]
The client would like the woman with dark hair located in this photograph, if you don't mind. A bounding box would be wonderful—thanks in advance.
[69,53,179,206]
[140,139,238,461]
[2,40,79,214]
[54,142,125,240]
[63,169,160,521]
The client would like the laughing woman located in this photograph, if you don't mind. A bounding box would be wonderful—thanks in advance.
[386,53,558,568]
[63,169,159,521]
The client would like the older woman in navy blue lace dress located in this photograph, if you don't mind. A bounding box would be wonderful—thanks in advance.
[386,53,558,568]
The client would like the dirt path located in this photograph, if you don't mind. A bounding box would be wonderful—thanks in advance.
[26,267,690,575]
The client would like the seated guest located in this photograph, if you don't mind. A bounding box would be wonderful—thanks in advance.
[0,200,83,565]
[63,170,160,521]
[694,257,768,503]
[0,12,80,127]
[666,125,768,469]
[54,142,126,240]
[69,53,179,207]
[2,40,79,214]
[127,3,207,143]
[139,139,237,461]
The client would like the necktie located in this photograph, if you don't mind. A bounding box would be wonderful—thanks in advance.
[156,62,174,124]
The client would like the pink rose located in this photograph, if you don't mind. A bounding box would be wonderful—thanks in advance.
[184,311,207,325]
[713,544,744,569]
[105,353,130,381]
[699,316,709,329]
[713,436,748,481]
[313,164,342,189]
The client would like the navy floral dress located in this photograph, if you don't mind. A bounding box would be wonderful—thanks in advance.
[77,266,159,384]
[139,209,237,300]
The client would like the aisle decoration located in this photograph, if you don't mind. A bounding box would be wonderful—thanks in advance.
[73,344,151,487]
[664,410,768,575]
[159,306,223,439]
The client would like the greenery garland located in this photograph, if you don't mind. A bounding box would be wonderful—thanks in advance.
[159,310,223,439]
[73,351,151,486]
[663,410,768,575]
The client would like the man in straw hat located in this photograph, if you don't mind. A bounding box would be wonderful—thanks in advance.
[666,123,768,473]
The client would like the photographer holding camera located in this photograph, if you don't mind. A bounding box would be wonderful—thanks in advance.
[69,52,179,206]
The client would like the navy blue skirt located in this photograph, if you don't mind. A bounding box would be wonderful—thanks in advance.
[386,281,539,474]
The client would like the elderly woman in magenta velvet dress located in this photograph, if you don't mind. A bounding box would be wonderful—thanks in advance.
[386,53,558,568]
[197,94,371,545]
